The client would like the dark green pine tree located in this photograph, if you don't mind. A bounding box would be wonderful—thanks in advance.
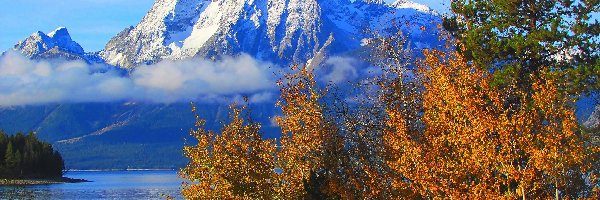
[443,0,600,95]
[0,131,64,179]
[50,151,64,178]
[4,142,18,177]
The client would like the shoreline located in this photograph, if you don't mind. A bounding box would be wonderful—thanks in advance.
[66,169,177,172]
[0,177,90,186]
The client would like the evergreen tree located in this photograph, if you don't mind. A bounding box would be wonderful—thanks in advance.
[4,142,18,177]
[0,131,64,179]
[443,0,600,94]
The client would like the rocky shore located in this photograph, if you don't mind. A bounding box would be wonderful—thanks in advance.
[0,177,90,186]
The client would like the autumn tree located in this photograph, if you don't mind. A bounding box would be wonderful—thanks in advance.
[179,51,598,199]
[179,65,361,199]
[440,1,600,198]
[177,0,600,198]
[349,29,424,198]
[180,102,277,199]
[274,65,348,199]
[383,47,598,199]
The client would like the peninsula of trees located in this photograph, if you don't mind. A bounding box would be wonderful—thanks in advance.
[0,131,64,179]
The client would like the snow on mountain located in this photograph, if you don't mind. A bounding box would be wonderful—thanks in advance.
[100,0,441,68]
[11,27,102,63]
[391,0,431,12]
[15,31,56,57]
[100,0,207,67]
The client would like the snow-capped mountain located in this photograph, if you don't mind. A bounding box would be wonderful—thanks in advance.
[100,0,439,68]
[11,27,103,63]
[0,0,440,169]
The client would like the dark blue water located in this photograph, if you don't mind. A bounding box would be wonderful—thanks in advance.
[0,170,183,199]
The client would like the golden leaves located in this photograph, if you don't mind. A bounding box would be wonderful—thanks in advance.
[179,48,597,199]
[275,65,333,199]
[180,103,276,200]
[383,49,597,199]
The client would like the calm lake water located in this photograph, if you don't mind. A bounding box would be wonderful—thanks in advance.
[0,170,183,199]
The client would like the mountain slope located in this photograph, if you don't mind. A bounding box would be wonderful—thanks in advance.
[100,0,439,68]
[0,102,279,169]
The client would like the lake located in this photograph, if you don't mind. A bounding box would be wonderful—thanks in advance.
[0,170,183,199]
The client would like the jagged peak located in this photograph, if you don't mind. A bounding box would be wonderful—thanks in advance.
[100,0,440,68]
[48,27,84,54]
[21,31,52,47]
[14,27,86,58]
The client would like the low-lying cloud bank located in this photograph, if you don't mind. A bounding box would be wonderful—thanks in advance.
[0,51,276,106]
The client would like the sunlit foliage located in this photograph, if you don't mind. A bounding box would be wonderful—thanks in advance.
[180,47,598,199]
[274,65,346,199]
[384,48,599,199]
[180,102,276,199]
[181,36,598,200]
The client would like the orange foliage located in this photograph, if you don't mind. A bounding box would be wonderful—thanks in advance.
[276,65,392,199]
[179,46,597,199]
[274,65,337,198]
[180,102,276,199]
[383,49,598,199]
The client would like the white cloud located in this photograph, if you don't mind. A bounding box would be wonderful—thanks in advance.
[0,51,276,106]
[321,56,359,84]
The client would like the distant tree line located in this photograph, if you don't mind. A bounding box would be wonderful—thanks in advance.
[0,131,64,179]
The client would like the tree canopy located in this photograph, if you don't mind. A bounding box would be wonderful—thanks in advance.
[0,131,64,179]
[443,0,600,94]
[179,1,599,198]
[180,51,598,198]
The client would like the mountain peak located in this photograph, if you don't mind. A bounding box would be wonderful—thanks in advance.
[16,31,53,57]
[101,0,440,68]
[47,27,85,55]
[13,27,88,61]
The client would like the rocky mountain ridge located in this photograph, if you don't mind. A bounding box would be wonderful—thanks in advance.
[11,27,102,63]
[11,0,437,69]
[98,0,438,68]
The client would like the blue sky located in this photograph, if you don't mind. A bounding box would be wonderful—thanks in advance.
[0,0,449,52]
